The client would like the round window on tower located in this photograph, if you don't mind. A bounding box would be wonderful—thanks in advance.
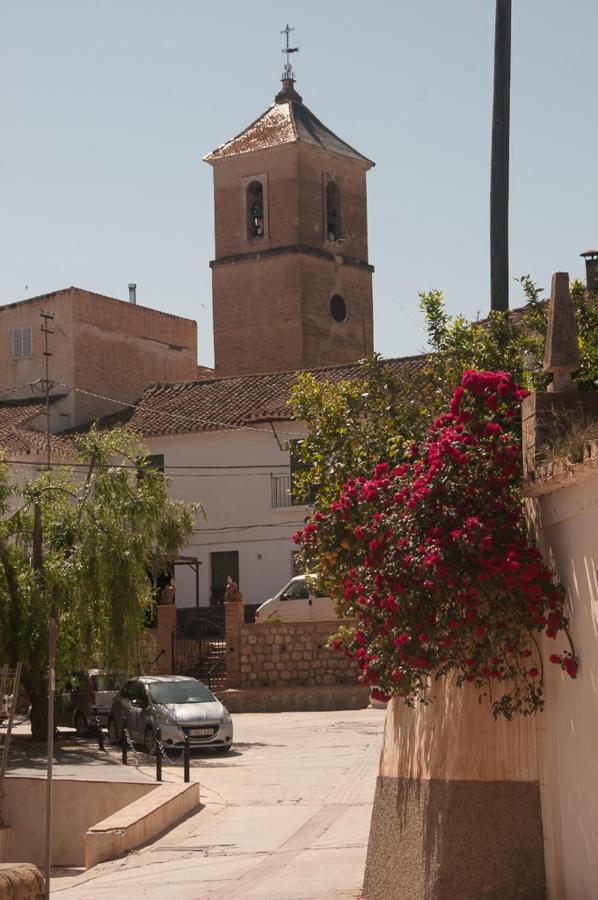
[330,294,347,323]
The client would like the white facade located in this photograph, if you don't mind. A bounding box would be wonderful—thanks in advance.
[144,421,308,609]
[529,464,598,900]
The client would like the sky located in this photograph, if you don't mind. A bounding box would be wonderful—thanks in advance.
[1,1,597,368]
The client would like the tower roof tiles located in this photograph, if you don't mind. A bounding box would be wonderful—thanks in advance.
[204,81,374,167]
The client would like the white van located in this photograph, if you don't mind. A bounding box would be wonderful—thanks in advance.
[255,574,339,623]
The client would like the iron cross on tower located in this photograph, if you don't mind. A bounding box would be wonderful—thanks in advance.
[281,24,300,80]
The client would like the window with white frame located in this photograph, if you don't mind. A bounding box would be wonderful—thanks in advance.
[11,325,33,359]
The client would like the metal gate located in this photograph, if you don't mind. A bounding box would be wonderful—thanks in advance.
[171,614,227,692]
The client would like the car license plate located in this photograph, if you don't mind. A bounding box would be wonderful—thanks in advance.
[190,727,213,736]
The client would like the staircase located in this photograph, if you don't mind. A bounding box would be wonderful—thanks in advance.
[199,641,227,691]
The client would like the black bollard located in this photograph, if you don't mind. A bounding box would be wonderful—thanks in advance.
[92,705,105,751]
[156,727,162,782]
[184,733,190,783]
[121,715,128,765]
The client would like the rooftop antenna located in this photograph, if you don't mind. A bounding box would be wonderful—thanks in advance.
[281,24,300,81]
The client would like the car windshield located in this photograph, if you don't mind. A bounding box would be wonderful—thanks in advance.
[147,680,215,705]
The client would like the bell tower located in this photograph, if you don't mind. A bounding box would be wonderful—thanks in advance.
[204,54,375,376]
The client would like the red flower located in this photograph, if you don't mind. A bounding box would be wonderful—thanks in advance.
[370,688,390,703]
[563,657,578,679]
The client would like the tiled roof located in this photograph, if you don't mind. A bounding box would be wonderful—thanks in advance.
[0,397,76,458]
[204,87,373,167]
[94,355,429,438]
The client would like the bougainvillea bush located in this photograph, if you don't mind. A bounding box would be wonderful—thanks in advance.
[294,370,578,719]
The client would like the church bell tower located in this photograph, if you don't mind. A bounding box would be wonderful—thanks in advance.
[204,44,375,376]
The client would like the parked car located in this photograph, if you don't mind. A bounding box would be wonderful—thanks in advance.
[55,670,125,736]
[255,574,339,623]
[107,675,233,754]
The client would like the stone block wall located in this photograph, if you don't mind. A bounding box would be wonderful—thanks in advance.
[238,621,357,688]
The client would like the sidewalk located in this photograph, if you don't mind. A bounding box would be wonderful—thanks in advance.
[35,708,385,899]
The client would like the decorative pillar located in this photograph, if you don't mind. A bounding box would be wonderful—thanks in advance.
[363,676,545,899]
[224,578,244,689]
[543,272,580,393]
[156,605,176,675]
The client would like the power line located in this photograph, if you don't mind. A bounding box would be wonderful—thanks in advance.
[2,458,298,480]
[186,534,297,548]
[193,520,305,533]
[2,458,291,472]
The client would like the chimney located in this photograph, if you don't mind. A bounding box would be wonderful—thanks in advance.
[580,249,598,293]
[128,283,137,305]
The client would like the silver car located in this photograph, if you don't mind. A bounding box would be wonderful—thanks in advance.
[107,676,233,754]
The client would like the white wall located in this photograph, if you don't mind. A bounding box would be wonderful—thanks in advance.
[145,421,308,608]
[531,471,598,899]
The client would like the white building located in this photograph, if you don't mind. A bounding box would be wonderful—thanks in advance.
[100,356,425,610]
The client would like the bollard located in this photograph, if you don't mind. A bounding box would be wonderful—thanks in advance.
[184,733,190,783]
[156,727,162,782]
[92,705,105,751]
[121,715,128,765]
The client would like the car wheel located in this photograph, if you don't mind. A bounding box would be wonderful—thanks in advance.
[144,724,156,756]
[108,716,120,746]
[215,744,232,754]
[74,711,88,737]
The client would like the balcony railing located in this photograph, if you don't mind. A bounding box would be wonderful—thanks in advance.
[271,473,302,508]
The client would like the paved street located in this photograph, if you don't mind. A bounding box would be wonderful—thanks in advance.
[18,708,385,899]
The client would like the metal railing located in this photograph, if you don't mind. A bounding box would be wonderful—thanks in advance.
[271,473,304,508]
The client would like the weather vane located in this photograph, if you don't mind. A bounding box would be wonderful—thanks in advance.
[281,24,299,80]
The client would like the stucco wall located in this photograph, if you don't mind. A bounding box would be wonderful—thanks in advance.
[238,621,357,688]
[0,292,76,422]
[0,289,198,428]
[0,777,154,867]
[527,467,598,899]
[71,289,197,425]
[145,425,307,610]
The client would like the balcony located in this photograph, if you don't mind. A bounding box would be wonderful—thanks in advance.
[271,473,301,508]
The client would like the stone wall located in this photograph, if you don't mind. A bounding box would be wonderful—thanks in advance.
[238,621,357,689]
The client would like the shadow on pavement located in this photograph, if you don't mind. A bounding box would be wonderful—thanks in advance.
[6,732,122,771]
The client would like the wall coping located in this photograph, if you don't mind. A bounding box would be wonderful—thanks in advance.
[523,439,598,497]
[85,781,200,869]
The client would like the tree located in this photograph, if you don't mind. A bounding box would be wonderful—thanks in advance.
[290,278,595,512]
[289,356,434,509]
[0,428,197,740]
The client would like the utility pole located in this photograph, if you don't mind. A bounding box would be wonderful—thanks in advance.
[40,310,55,470]
[39,309,55,899]
[490,0,512,312]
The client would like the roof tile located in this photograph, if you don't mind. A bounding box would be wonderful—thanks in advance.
[204,96,373,167]
[94,355,429,438]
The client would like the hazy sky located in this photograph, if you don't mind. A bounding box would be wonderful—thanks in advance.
[1,1,596,367]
